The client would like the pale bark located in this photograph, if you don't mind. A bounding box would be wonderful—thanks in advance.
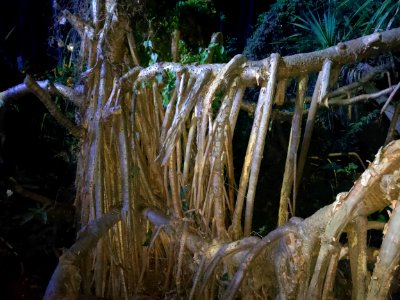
[278,74,308,225]
[3,2,400,298]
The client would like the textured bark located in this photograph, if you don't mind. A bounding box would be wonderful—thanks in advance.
[278,75,308,225]
[43,208,121,299]
[3,2,400,298]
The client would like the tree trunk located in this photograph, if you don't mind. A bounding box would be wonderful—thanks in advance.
[3,1,400,299]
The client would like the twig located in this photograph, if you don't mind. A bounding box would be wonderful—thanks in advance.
[329,85,396,105]
[381,81,400,114]
[295,69,323,200]
[327,64,390,99]
[126,31,141,66]
[12,180,52,205]
[384,100,400,145]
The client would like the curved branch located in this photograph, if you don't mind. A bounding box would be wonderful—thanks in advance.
[24,75,83,138]
[329,85,396,105]
[62,9,95,40]
[43,207,122,300]
[0,80,83,108]
[49,83,84,106]
[367,172,400,299]
[223,226,297,300]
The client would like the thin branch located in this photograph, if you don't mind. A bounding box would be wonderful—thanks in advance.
[0,80,83,108]
[11,180,52,205]
[385,100,400,146]
[160,70,212,165]
[230,83,265,239]
[329,85,396,105]
[327,63,390,99]
[171,30,180,63]
[127,31,141,66]
[381,81,400,114]
[48,83,84,106]
[229,82,246,132]
[295,70,323,200]
[321,247,340,299]
[278,74,308,226]
[62,9,94,39]
[24,75,83,138]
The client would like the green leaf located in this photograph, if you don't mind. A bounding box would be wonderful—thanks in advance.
[155,74,163,84]
[347,162,359,170]
[377,214,387,222]
[150,52,158,63]
[143,40,152,49]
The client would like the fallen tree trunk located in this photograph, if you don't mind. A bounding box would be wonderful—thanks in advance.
[143,139,400,299]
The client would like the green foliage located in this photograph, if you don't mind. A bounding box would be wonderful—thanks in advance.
[254,225,269,237]
[143,39,159,65]
[368,209,389,222]
[323,160,360,185]
[161,71,176,104]
[143,33,228,68]
[339,0,400,36]
[33,47,79,165]
[244,0,322,57]
[138,0,219,61]
[292,6,337,48]
[338,109,379,150]
[207,42,229,63]
[174,0,217,28]
[152,38,229,106]
[211,90,224,114]
[247,0,400,57]
[47,27,79,85]
[180,186,190,215]
[176,0,214,11]
[179,40,229,64]
[270,0,320,22]
[336,162,359,176]
[182,200,189,212]
[290,0,400,51]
